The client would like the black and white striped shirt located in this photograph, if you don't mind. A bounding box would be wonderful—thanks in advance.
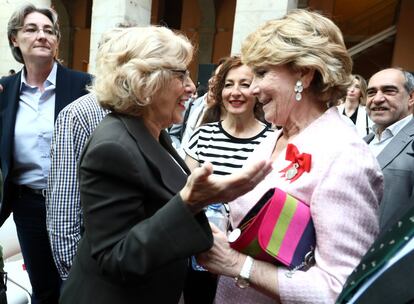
[184,121,274,176]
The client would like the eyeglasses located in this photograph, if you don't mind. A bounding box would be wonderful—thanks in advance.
[18,24,57,38]
[168,69,190,84]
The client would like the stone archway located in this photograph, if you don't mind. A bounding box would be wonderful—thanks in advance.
[52,0,71,67]
[52,0,93,72]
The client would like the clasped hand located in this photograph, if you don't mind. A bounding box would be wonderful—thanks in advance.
[197,223,244,277]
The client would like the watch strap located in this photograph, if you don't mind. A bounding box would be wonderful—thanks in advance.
[240,255,254,279]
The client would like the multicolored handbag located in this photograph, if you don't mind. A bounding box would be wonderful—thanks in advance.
[228,188,316,269]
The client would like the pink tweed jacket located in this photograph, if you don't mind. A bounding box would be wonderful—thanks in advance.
[215,107,383,304]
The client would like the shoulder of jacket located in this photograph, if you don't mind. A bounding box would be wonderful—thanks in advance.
[57,64,92,80]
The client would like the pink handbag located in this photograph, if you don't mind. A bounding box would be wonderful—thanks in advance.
[228,188,316,269]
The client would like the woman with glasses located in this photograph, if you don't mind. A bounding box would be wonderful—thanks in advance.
[0,4,92,303]
[59,26,271,304]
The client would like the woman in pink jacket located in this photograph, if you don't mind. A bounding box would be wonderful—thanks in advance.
[198,10,383,304]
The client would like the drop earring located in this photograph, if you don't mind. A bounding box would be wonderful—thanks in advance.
[294,80,303,101]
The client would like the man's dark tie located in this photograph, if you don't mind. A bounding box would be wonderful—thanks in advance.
[336,206,414,303]
[180,98,194,139]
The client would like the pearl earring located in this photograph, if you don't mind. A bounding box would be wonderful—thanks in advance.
[294,80,303,101]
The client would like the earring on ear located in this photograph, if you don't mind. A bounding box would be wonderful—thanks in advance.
[294,80,303,101]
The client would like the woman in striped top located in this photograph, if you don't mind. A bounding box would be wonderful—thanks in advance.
[184,56,273,176]
[182,56,273,304]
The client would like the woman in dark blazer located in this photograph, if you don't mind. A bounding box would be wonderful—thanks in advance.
[59,26,271,304]
[0,4,91,303]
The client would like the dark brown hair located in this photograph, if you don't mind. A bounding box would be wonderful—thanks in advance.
[201,56,265,124]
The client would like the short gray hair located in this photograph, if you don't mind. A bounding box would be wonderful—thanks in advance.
[7,4,61,64]
[402,71,414,94]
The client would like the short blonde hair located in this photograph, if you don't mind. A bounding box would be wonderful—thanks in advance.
[241,9,352,105]
[92,26,193,116]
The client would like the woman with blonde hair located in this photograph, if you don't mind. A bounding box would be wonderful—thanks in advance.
[59,26,271,304]
[338,74,373,136]
[198,10,382,303]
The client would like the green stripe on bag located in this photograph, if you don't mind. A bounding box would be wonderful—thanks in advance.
[267,196,298,254]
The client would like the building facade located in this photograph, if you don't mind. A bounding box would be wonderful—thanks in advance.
[0,0,413,83]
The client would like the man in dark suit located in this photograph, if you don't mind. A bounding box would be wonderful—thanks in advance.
[364,68,414,232]
[0,4,91,303]
[336,186,414,304]
[0,169,5,304]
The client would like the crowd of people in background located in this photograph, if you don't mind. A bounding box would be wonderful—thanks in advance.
[0,3,413,304]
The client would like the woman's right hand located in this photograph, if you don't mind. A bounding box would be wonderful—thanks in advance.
[180,160,272,214]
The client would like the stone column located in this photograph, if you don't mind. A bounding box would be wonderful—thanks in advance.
[196,0,215,64]
[0,0,51,75]
[230,0,297,55]
[88,0,152,74]
[392,0,414,71]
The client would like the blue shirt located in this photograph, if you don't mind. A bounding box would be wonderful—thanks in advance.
[369,114,413,157]
[11,62,57,189]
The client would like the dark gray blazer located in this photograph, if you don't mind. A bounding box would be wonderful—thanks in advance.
[0,63,92,225]
[364,117,414,231]
[60,113,213,304]
[336,204,414,304]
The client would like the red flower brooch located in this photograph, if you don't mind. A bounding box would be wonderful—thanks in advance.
[279,144,311,182]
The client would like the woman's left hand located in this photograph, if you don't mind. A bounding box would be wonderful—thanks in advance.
[180,160,272,214]
[197,223,245,277]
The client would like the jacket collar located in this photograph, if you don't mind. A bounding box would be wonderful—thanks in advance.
[55,63,71,119]
[118,114,190,194]
[0,72,21,180]
[376,118,414,169]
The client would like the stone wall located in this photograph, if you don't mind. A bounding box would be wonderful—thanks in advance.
[231,0,297,55]
[0,0,151,76]
[88,0,151,74]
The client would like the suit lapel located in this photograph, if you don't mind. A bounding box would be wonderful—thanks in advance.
[54,64,71,120]
[159,130,191,175]
[364,133,375,144]
[336,205,414,303]
[119,114,189,194]
[0,73,21,180]
[376,118,414,169]
[355,251,414,304]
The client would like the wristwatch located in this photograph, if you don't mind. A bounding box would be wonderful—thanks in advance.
[235,256,254,289]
